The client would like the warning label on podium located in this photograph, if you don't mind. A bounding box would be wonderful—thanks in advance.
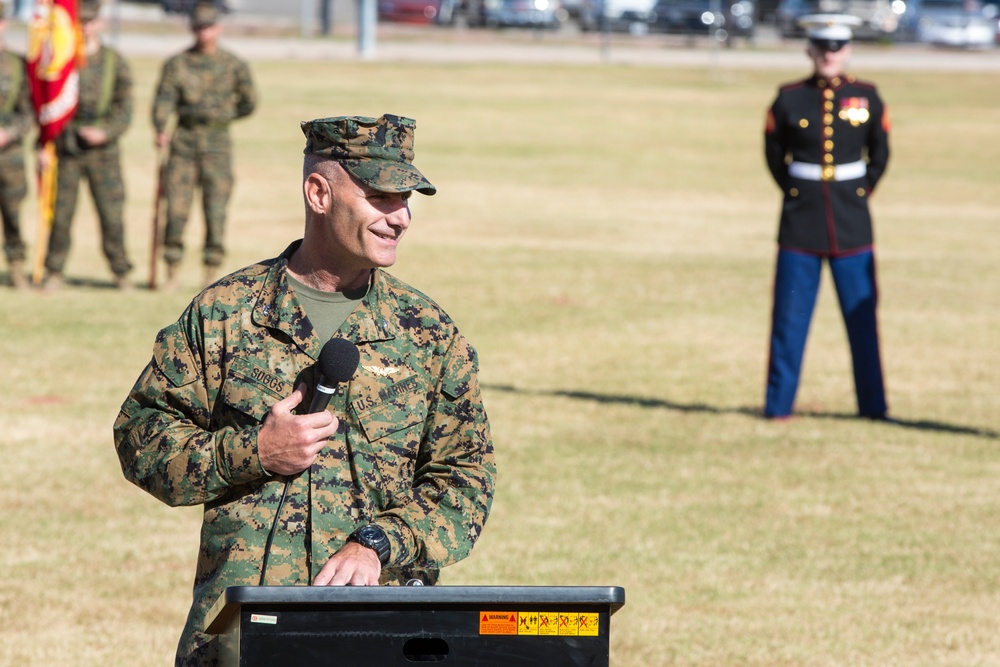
[558,613,579,635]
[479,612,518,635]
[578,613,600,636]
[518,612,539,635]
[480,611,601,637]
[538,612,559,636]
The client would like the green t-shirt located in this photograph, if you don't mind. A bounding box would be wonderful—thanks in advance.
[287,274,368,343]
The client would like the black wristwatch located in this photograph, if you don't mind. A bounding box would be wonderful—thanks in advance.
[347,525,391,566]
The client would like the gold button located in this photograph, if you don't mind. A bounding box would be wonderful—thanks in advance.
[799,119,809,128]
[824,113,833,125]
[831,77,841,87]
[824,101,834,111]
[790,188,799,196]
[822,165,835,180]
[824,89,834,100]
[823,154,834,164]
[825,140,834,150]
[857,188,866,196]
[825,127,834,137]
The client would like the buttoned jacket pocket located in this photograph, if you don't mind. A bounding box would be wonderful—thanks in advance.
[350,370,428,505]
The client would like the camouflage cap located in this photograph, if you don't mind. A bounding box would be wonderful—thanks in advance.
[79,0,102,22]
[190,2,220,29]
[301,114,436,196]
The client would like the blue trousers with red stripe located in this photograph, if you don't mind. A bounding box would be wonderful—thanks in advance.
[765,248,887,418]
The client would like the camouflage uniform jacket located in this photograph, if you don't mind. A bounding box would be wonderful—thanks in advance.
[57,44,131,156]
[0,50,32,156]
[151,46,255,151]
[114,241,496,662]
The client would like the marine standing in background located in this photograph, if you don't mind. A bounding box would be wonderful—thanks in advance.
[42,0,134,292]
[763,14,891,420]
[152,1,256,291]
[0,6,34,290]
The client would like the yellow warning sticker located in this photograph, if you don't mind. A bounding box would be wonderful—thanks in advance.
[479,611,518,635]
[518,612,539,635]
[558,613,579,636]
[578,613,600,637]
[538,612,560,636]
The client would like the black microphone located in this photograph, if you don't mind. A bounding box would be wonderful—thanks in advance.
[308,338,361,413]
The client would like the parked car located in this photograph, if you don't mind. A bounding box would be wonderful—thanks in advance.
[775,0,904,39]
[157,0,230,14]
[560,0,588,16]
[985,0,1000,41]
[647,0,755,38]
[378,0,459,24]
[466,0,568,27]
[897,0,996,46]
[578,0,658,31]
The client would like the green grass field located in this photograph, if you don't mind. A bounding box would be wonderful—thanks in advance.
[1,45,998,666]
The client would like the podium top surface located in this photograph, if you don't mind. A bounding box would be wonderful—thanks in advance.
[206,585,625,634]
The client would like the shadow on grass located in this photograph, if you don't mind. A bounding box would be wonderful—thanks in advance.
[62,276,132,291]
[6,273,148,292]
[483,384,999,440]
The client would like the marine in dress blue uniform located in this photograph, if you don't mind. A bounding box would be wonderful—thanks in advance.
[763,14,892,419]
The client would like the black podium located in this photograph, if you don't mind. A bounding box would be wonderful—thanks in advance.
[205,585,625,666]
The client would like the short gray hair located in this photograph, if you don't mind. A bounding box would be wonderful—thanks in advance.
[303,154,343,183]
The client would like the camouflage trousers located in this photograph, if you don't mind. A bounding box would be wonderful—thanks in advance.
[46,144,133,277]
[0,147,27,263]
[162,144,233,268]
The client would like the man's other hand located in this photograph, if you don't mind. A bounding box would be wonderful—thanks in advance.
[313,542,382,586]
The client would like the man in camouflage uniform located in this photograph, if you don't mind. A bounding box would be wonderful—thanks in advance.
[0,6,33,290]
[114,114,496,666]
[42,0,134,291]
[152,1,256,291]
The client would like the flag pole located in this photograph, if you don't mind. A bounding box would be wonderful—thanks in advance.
[148,146,167,290]
[31,141,57,285]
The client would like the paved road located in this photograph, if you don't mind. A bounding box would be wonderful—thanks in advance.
[8,3,1000,71]
[108,32,1000,72]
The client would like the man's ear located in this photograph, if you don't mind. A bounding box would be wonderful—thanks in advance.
[303,173,331,215]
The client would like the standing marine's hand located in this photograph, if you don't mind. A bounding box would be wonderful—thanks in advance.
[77,126,109,147]
[35,147,51,174]
[257,383,338,476]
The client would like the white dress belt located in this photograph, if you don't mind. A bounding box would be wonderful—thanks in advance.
[788,160,867,182]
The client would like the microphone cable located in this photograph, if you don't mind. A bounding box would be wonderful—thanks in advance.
[258,338,359,586]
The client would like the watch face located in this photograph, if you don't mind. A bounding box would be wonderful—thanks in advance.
[358,526,382,542]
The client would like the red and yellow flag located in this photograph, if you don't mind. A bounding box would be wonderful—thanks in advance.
[27,0,82,144]
[26,0,82,284]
